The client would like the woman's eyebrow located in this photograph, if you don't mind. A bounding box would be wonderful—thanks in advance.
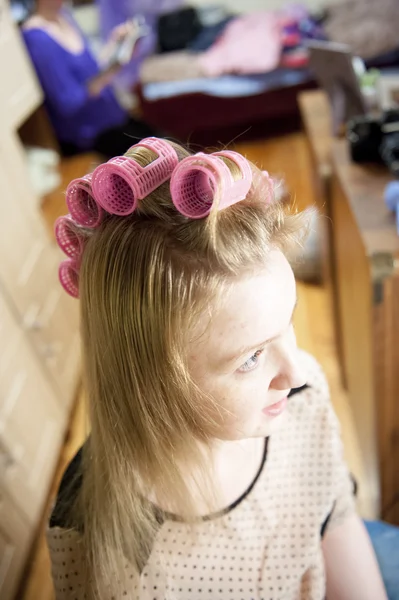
[224,297,298,364]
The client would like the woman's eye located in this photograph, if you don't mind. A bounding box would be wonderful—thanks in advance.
[238,349,264,373]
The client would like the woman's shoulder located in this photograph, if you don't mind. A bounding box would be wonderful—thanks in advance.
[46,524,87,599]
[22,15,43,31]
[22,11,86,56]
[47,446,87,596]
[22,16,54,35]
[21,21,57,53]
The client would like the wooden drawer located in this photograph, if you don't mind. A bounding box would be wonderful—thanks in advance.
[0,295,66,524]
[25,283,81,407]
[0,321,20,380]
[0,134,48,305]
[0,128,81,405]
[1,240,58,322]
[0,490,31,600]
[0,247,81,409]
[0,210,45,308]
[0,129,44,222]
[0,1,42,129]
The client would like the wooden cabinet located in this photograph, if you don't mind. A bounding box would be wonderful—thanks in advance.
[0,129,81,407]
[0,4,81,599]
[0,0,42,129]
[0,294,65,526]
[300,91,399,523]
[331,140,399,523]
[0,491,31,600]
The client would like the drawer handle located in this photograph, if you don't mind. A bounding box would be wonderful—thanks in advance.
[0,431,24,469]
[0,435,16,473]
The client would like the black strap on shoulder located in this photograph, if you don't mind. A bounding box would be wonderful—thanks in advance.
[288,384,309,397]
[50,444,85,529]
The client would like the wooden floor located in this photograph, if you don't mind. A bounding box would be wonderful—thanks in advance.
[20,132,368,600]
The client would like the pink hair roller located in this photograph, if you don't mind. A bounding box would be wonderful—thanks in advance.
[59,259,79,299]
[66,173,104,228]
[261,170,274,200]
[91,137,179,216]
[170,150,252,219]
[55,215,85,259]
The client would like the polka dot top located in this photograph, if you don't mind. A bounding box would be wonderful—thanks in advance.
[47,352,356,599]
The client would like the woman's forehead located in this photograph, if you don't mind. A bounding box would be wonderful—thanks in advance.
[188,251,296,365]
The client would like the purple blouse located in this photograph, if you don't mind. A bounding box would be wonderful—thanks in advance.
[22,24,127,149]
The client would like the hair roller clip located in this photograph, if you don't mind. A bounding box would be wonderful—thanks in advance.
[55,215,86,260]
[91,137,179,216]
[59,259,79,299]
[66,173,104,228]
[170,150,252,219]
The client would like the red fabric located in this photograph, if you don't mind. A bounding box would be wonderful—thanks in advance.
[136,79,317,147]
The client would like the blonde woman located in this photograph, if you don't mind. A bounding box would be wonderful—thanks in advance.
[50,138,388,599]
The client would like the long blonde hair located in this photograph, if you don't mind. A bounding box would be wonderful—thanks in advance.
[74,141,307,597]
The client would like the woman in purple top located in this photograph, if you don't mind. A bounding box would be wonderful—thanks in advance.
[22,0,156,158]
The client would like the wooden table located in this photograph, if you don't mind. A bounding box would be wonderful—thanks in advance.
[300,90,399,523]
[298,91,332,185]
[331,140,399,523]
[298,91,334,285]
[298,91,346,380]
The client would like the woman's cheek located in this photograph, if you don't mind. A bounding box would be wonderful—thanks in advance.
[230,376,265,418]
[212,364,269,416]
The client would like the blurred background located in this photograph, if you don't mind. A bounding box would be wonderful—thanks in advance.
[1,0,399,597]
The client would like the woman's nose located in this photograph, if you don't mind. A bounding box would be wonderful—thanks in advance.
[270,350,307,391]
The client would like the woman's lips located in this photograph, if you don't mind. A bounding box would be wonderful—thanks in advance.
[262,396,288,417]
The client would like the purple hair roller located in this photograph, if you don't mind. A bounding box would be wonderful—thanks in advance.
[55,215,85,259]
[170,150,252,219]
[91,137,179,216]
[66,173,104,228]
[59,259,79,299]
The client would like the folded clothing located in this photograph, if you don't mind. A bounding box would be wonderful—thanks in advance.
[198,11,282,77]
[140,51,203,84]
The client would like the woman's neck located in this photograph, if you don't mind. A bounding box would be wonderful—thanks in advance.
[188,436,265,515]
[35,5,62,22]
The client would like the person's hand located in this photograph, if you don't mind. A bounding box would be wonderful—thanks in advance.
[99,20,135,67]
[108,20,136,45]
[100,19,146,67]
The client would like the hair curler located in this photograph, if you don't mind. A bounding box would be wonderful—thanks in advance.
[59,259,79,299]
[91,137,179,216]
[66,173,104,228]
[170,150,252,218]
[55,215,86,260]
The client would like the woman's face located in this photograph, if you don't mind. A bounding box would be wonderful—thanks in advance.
[188,250,306,440]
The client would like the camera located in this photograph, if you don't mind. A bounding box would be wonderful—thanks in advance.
[347,110,399,177]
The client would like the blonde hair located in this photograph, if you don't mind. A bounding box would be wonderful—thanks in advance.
[72,141,307,597]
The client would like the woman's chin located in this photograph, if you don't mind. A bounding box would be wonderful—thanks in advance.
[252,409,289,438]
